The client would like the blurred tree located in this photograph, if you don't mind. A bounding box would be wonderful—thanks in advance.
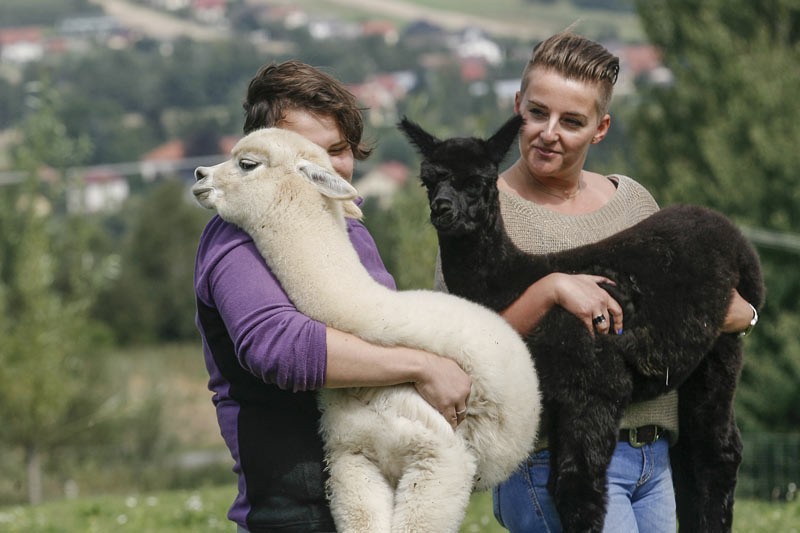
[95,179,212,344]
[362,179,439,291]
[630,0,800,431]
[0,87,115,504]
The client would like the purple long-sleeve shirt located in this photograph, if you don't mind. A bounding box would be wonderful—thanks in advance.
[194,207,395,532]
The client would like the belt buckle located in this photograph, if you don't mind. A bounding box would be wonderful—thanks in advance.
[629,427,646,448]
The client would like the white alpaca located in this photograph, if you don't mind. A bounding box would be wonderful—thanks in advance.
[193,128,540,533]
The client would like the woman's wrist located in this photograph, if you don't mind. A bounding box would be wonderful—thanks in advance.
[739,303,759,337]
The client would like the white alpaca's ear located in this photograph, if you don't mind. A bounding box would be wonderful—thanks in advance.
[298,160,358,200]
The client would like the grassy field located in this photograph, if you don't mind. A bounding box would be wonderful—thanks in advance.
[2,344,796,531]
[1,485,798,532]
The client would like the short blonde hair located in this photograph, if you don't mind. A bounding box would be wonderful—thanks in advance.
[520,32,619,116]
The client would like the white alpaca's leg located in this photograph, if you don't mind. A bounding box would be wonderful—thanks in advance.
[327,450,394,533]
[391,439,477,533]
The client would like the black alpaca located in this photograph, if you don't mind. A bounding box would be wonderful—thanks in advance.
[399,115,765,533]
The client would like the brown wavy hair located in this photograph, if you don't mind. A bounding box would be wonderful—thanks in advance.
[243,60,373,160]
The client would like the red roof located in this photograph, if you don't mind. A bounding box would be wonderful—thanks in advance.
[621,45,663,76]
[0,27,44,46]
[143,139,186,162]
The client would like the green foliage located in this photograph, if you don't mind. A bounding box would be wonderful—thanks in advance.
[630,0,800,431]
[0,341,218,506]
[20,39,265,165]
[94,180,212,344]
[401,64,502,136]
[631,0,800,225]
[362,179,440,290]
[0,181,116,504]
[0,90,132,503]
[0,0,100,28]
[12,84,93,179]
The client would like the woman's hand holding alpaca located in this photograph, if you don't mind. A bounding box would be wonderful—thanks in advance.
[413,351,472,430]
[722,289,758,335]
[551,273,625,336]
[325,329,471,428]
[502,273,624,336]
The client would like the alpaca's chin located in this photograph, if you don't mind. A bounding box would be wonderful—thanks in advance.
[431,212,458,231]
[432,218,477,237]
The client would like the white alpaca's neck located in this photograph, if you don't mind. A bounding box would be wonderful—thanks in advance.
[242,194,389,332]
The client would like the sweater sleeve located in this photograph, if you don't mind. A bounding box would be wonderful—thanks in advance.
[196,217,328,392]
[195,213,396,393]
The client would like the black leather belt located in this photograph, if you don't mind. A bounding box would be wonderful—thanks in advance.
[619,425,665,448]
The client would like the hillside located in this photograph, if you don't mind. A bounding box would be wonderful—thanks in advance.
[266,0,644,41]
[89,0,644,43]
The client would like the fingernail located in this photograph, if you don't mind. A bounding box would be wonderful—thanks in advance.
[616,328,623,335]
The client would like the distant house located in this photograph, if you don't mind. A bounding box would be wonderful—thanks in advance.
[308,18,360,40]
[453,28,503,66]
[349,72,416,127]
[140,135,238,181]
[621,44,672,87]
[361,20,399,45]
[459,56,488,82]
[67,167,130,214]
[493,78,521,108]
[613,43,670,94]
[402,19,449,49]
[0,27,46,64]
[355,161,409,209]
[192,0,228,24]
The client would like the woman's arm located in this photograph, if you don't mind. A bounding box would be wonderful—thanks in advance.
[501,272,624,336]
[325,328,472,427]
[504,276,756,337]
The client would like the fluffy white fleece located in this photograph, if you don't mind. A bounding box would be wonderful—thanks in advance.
[193,127,540,533]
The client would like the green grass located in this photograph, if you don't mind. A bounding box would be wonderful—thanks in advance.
[1,485,798,532]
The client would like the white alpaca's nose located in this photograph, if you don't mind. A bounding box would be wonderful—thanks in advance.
[195,167,209,181]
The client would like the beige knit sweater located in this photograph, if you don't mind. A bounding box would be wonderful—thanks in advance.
[434,174,679,447]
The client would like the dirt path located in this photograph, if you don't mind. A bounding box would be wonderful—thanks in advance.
[89,0,230,41]
[316,0,554,38]
[90,0,554,43]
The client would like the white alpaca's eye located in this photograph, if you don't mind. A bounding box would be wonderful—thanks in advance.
[239,158,260,171]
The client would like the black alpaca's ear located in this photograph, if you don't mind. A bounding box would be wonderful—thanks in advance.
[398,116,441,158]
[486,114,523,166]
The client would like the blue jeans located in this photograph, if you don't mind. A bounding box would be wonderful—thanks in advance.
[493,438,676,532]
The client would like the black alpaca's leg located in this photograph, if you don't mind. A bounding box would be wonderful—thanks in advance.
[670,430,701,530]
[673,337,743,533]
[550,399,623,533]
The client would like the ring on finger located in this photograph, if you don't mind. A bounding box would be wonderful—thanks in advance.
[592,315,607,326]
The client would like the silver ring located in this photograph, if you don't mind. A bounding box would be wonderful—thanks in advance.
[592,315,606,326]
[456,409,467,416]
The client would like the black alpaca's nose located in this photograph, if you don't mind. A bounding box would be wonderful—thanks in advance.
[431,197,454,216]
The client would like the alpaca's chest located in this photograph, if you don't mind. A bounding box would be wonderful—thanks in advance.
[317,385,457,481]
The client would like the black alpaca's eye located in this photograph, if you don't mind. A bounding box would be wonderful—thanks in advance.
[465,181,482,193]
[239,158,260,171]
